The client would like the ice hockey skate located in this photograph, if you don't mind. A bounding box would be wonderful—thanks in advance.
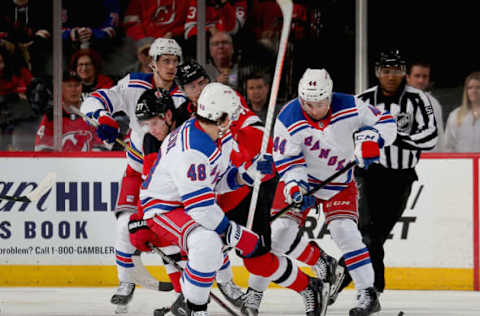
[153,293,188,316]
[313,253,337,285]
[217,279,245,308]
[349,287,381,316]
[299,277,329,316]
[328,264,346,305]
[240,288,263,316]
[111,282,135,313]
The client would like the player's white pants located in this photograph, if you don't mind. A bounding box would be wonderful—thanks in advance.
[116,211,180,290]
[115,212,137,283]
[271,216,374,290]
[215,251,234,284]
[328,218,374,290]
[181,227,223,305]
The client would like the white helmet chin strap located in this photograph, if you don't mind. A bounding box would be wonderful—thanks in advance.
[217,120,231,138]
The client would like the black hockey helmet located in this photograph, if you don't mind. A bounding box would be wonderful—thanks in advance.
[176,60,210,87]
[135,88,175,121]
[375,49,406,70]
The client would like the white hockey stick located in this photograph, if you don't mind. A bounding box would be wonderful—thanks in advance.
[0,172,56,203]
[246,0,293,229]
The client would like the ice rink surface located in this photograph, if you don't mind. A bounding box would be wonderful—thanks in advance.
[1,287,480,316]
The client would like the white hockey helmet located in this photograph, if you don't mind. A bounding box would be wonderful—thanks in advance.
[196,83,241,122]
[298,68,333,102]
[149,38,183,63]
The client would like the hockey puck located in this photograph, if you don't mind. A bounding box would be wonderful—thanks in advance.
[398,312,404,316]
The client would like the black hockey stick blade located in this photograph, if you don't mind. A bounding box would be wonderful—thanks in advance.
[270,161,356,222]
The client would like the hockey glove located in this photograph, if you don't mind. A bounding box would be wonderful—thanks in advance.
[238,153,274,186]
[353,126,384,169]
[96,112,120,144]
[284,180,316,212]
[128,213,155,252]
[223,221,260,258]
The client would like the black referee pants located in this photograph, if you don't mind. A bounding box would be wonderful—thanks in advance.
[339,164,417,292]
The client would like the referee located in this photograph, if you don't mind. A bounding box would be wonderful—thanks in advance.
[333,49,438,302]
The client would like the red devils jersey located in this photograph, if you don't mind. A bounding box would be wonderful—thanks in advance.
[185,0,246,39]
[217,100,275,213]
[34,112,106,152]
[123,0,188,40]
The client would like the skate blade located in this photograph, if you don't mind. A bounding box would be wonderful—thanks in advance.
[114,305,128,314]
[320,283,330,316]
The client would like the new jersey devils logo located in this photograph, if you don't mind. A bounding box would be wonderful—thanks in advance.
[62,130,94,151]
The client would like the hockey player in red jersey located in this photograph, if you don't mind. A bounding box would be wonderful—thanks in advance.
[271,68,397,316]
[80,38,187,312]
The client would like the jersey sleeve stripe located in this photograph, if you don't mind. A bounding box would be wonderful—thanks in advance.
[183,193,216,211]
[142,199,183,215]
[330,112,358,124]
[128,79,152,89]
[287,121,309,135]
[330,108,357,120]
[209,148,222,165]
[91,91,114,113]
[275,154,307,175]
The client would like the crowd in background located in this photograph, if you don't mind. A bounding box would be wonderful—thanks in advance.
[0,0,478,152]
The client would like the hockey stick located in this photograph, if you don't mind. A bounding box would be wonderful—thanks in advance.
[246,0,293,230]
[68,106,143,159]
[151,247,240,316]
[0,172,56,203]
[131,250,174,292]
[270,161,356,222]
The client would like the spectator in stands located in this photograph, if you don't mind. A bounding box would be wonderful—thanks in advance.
[123,0,188,42]
[444,71,480,152]
[0,46,35,150]
[245,72,270,122]
[406,60,446,152]
[120,37,154,76]
[69,48,115,99]
[205,31,240,90]
[33,71,107,152]
[62,0,120,56]
[0,0,52,76]
[184,0,247,40]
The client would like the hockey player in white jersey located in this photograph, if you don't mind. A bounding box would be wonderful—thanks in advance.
[270,68,397,316]
[80,38,187,312]
[129,83,274,315]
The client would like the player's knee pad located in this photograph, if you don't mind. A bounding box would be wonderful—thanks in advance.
[328,218,365,253]
[187,227,223,272]
[271,217,299,254]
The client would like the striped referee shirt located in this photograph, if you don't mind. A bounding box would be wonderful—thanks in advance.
[357,83,438,169]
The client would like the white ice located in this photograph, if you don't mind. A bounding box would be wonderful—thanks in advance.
[1,287,480,315]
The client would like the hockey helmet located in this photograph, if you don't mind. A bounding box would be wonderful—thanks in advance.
[149,38,183,63]
[176,60,210,87]
[298,68,333,102]
[135,88,175,121]
[196,83,241,122]
[375,49,406,73]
